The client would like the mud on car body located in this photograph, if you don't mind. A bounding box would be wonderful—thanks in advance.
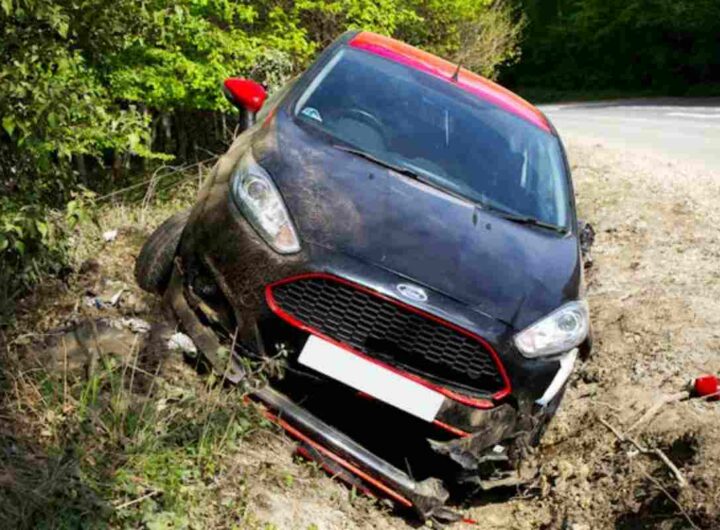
[137,31,592,523]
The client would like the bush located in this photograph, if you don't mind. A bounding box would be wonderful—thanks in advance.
[397,0,524,79]
[507,0,720,93]
[0,0,525,319]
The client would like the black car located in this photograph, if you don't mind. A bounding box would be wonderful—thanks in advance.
[136,30,591,523]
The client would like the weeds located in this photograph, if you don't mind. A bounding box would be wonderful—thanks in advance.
[0,168,384,530]
[0,315,266,529]
[0,167,268,529]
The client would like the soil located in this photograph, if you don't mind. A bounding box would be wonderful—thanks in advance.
[223,138,720,529]
[10,138,720,529]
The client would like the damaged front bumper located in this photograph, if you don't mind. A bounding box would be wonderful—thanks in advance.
[161,185,577,521]
[252,386,459,522]
[164,253,573,522]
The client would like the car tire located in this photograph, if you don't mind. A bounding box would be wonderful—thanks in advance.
[135,209,191,294]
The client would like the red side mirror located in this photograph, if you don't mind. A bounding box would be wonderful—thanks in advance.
[223,78,267,114]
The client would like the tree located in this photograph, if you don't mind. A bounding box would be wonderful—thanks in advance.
[506,0,720,93]
[0,0,526,314]
[397,0,525,79]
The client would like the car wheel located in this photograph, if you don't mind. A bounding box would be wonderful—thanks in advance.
[135,209,191,294]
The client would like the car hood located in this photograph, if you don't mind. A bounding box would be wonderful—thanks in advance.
[254,116,581,330]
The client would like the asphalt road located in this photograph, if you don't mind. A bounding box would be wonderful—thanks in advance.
[540,98,720,171]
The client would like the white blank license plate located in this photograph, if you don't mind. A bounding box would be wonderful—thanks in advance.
[298,334,444,422]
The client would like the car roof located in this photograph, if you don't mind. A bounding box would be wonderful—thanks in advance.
[348,32,551,134]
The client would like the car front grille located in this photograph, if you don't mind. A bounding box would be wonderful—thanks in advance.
[267,275,507,398]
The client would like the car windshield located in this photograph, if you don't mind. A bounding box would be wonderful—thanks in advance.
[294,48,571,230]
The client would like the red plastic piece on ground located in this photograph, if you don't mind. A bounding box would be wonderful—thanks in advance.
[256,403,414,508]
[295,445,376,499]
[694,375,719,399]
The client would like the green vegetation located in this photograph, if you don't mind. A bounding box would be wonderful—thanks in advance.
[0,0,522,319]
[0,179,268,528]
[504,0,720,98]
[2,0,719,317]
[0,330,265,528]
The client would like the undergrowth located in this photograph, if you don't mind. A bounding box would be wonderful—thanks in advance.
[0,325,271,529]
[0,172,273,529]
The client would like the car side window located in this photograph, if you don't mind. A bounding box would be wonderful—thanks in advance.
[256,77,297,123]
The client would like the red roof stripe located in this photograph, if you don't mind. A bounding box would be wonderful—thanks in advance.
[349,32,551,133]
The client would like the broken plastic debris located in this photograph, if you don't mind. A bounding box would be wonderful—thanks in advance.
[167,332,198,355]
[109,288,125,306]
[693,375,719,399]
[84,296,105,309]
[121,317,151,334]
[82,285,128,310]
[102,229,118,242]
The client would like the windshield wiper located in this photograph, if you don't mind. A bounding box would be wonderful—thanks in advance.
[475,202,567,234]
[333,144,471,201]
[334,144,567,234]
[332,144,422,179]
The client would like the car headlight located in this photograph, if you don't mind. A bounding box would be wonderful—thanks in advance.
[514,300,589,358]
[230,151,300,254]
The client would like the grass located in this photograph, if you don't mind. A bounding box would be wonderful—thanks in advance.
[0,323,270,529]
[0,167,278,529]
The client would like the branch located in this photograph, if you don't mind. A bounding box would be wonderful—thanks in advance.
[626,391,690,434]
[598,417,687,488]
[636,463,700,530]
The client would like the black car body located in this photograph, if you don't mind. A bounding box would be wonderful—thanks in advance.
[140,31,592,522]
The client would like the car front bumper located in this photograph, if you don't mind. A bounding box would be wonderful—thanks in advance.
[167,184,576,520]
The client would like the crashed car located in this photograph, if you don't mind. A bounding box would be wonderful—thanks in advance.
[136,31,591,522]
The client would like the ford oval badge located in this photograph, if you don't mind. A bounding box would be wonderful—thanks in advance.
[397,283,428,303]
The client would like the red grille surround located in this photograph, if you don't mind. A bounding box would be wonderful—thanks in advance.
[265,273,512,408]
